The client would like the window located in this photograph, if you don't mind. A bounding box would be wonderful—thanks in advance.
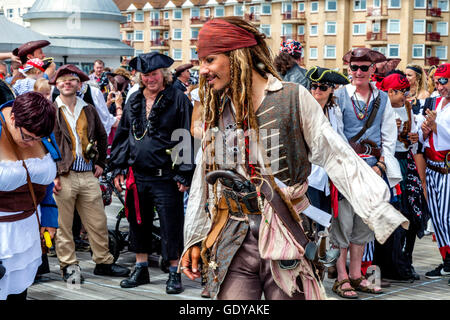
[413,20,426,34]
[438,0,449,11]
[298,2,305,12]
[151,30,160,40]
[126,32,133,40]
[164,51,169,56]
[173,9,182,19]
[389,0,401,8]
[191,48,198,60]
[261,4,272,15]
[353,23,367,35]
[437,22,449,36]
[134,11,144,22]
[134,30,143,41]
[173,49,182,61]
[387,44,400,58]
[260,24,271,37]
[436,46,448,59]
[372,46,387,55]
[164,11,169,19]
[354,0,367,10]
[282,2,293,13]
[204,8,211,17]
[215,6,225,17]
[414,0,426,8]
[6,8,14,18]
[127,14,132,22]
[191,7,200,18]
[373,0,381,8]
[310,24,318,36]
[426,47,433,57]
[282,24,293,36]
[412,44,425,58]
[234,5,245,16]
[150,11,160,21]
[163,31,169,39]
[310,48,318,59]
[250,5,260,15]
[325,21,337,35]
[173,29,182,40]
[191,28,199,39]
[311,1,319,12]
[388,19,400,33]
[326,0,337,11]
[324,46,336,59]
[298,25,305,35]
[373,21,380,33]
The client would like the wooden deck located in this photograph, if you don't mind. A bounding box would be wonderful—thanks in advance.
[27,195,450,300]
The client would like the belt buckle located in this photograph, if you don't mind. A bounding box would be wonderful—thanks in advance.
[156,168,163,176]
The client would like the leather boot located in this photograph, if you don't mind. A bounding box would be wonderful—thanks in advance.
[166,271,183,294]
[120,265,150,288]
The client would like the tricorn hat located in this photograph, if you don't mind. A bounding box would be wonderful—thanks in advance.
[49,64,90,85]
[106,72,131,93]
[306,66,350,85]
[12,40,51,64]
[343,47,386,64]
[174,63,193,77]
[129,52,174,74]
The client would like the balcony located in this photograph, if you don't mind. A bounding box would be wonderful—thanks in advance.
[366,7,388,20]
[190,59,199,66]
[122,40,133,46]
[425,56,440,66]
[244,13,261,23]
[427,7,442,17]
[150,19,169,28]
[280,34,304,43]
[150,38,169,47]
[366,31,388,44]
[281,11,306,23]
[120,22,134,30]
[190,38,198,46]
[190,16,212,25]
[426,32,441,42]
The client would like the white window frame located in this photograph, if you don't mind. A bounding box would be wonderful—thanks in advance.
[311,1,319,12]
[191,7,200,18]
[324,45,336,59]
[353,0,367,11]
[134,11,144,22]
[325,21,337,35]
[134,30,144,41]
[191,48,198,60]
[387,44,400,58]
[282,2,293,13]
[204,8,211,17]
[373,21,381,33]
[298,2,305,12]
[172,29,182,40]
[388,0,401,8]
[191,28,199,39]
[127,14,132,22]
[437,22,449,36]
[173,9,182,20]
[250,5,261,15]
[412,44,425,58]
[163,11,169,19]
[373,0,381,8]
[413,19,426,34]
[436,46,448,60]
[326,0,337,11]
[414,0,426,9]
[282,24,293,36]
[437,0,449,11]
[310,24,318,36]
[298,25,305,35]
[214,6,225,17]
[126,32,133,41]
[173,49,182,61]
[387,19,401,34]
[163,31,169,39]
[260,24,271,37]
[310,47,318,60]
[234,5,245,16]
[353,23,367,35]
[261,3,272,15]
[372,46,387,56]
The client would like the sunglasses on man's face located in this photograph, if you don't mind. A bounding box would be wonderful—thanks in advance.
[19,127,41,142]
[349,64,372,72]
[310,83,331,91]
[437,77,449,85]
[393,88,409,96]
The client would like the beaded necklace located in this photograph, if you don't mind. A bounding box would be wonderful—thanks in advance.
[132,94,164,141]
[351,86,373,120]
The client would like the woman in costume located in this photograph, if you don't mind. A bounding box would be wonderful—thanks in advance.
[0,84,59,300]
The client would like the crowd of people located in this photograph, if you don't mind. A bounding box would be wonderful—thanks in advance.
[0,16,449,301]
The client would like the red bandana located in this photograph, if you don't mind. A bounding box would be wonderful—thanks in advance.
[378,73,410,92]
[197,19,257,59]
[435,63,450,78]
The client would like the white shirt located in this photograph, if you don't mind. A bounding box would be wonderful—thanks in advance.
[56,96,87,157]
[82,84,116,136]
[125,83,140,104]
[419,97,450,151]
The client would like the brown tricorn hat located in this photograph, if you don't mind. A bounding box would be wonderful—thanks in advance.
[106,72,130,93]
[343,47,386,64]
[49,64,90,85]
[174,63,193,77]
[12,40,51,64]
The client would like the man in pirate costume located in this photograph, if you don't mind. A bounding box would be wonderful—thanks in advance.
[375,73,430,281]
[51,65,130,283]
[180,17,408,300]
[418,63,450,284]
[10,40,52,84]
[109,53,195,293]
[331,48,402,298]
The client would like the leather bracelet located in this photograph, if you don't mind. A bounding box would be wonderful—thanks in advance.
[376,161,386,171]
[375,164,385,176]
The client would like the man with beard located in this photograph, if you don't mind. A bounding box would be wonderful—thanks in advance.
[51,65,130,284]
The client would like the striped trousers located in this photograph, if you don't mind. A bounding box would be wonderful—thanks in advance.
[426,160,450,260]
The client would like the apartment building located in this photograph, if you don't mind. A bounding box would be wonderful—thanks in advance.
[0,0,36,27]
[114,0,450,72]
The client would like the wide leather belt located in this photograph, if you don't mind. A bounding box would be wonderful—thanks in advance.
[350,140,381,159]
[427,162,449,174]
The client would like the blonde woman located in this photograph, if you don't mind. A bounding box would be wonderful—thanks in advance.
[427,66,440,98]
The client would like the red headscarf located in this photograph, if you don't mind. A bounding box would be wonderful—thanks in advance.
[378,73,410,92]
[197,19,257,59]
[434,63,450,78]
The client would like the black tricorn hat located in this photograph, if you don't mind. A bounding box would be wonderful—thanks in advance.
[306,66,350,85]
[342,47,386,64]
[129,52,174,73]
[0,78,16,106]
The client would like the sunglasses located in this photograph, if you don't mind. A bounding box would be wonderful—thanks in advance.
[19,127,41,142]
[310,83,331,91]
[393,88,409,95]
[349,64,372,72]
[437,77,449,85]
